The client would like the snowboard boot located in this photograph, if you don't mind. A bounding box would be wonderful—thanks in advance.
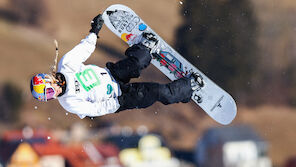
[141,32,160,54]
[189,72,205,91]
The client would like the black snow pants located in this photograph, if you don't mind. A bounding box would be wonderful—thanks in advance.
[106,44,193,112]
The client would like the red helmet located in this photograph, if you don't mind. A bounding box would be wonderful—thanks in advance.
[30,73,56,101]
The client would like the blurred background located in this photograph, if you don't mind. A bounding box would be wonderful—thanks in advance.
[0,0,296,166]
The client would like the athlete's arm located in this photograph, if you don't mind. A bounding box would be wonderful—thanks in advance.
[57,14,104,71]
[58,33,97,69]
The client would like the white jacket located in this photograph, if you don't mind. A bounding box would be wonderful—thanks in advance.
[57,33,121,119]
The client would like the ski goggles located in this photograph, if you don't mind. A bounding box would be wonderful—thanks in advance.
[44,83,57,101]
[44,75,57,101]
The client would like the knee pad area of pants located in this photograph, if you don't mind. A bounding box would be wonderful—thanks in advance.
[125,44,152,69]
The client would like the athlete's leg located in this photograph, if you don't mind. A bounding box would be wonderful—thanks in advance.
[106,44,152,84]
[116,77,193,112]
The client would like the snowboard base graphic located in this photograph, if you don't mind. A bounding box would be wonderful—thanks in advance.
[102,4,237,125]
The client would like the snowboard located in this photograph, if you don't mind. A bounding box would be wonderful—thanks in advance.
[102,4,237,125]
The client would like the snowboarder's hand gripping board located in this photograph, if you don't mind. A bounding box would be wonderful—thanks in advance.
[102,4,237,125]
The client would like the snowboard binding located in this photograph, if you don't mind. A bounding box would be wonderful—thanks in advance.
[189,72,205,91]
[141,32,160,54]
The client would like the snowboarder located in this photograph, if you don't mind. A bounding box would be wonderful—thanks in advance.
[30,14,203,119]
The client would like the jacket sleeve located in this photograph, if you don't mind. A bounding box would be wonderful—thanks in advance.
[59,96,120,119]
[58,33,97,72]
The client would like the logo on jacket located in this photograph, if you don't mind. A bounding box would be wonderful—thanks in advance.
[106,84,113,95]
[75,80,80,93]
[75,69,101,92]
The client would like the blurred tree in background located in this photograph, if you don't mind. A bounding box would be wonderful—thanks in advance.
[0,82,24,122]
[285,65,296,106]
[0,0,48,26]
[176,0,258,103]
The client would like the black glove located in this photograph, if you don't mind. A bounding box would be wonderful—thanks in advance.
[89,14,104,37]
